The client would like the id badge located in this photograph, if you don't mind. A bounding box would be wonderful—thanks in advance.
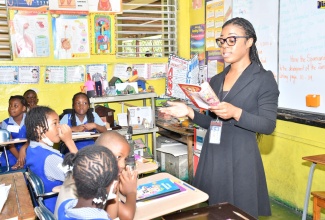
[7,125,19,133]
[209,120,222,144]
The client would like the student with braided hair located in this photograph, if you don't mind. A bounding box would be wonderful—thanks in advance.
[160,17,279,218]
[60,92,107,151]
[54,131,137,220]
[58,145,119,220]
[25,106,78,213]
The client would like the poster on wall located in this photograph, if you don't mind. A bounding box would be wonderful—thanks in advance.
[190,24,205,66]
[90,14,112,54]
[10,11,50,58]
[113,63,132,80]
[66,65,85,83]
[7,0,48,11]
[89,0,122,13]
[18,66,40,84]
[52,15,90,59]
[166,54,199,100]
[205,0,224,51]
[206,50,224,81]
[148,63,167,79]
[0,66,19,84]
[45,66,65,83]
[49,0,88,14]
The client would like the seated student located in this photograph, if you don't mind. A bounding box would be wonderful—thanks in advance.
[1,95,29,169]
[54,131,137,220]
[58,145,119,220]
[60,92,107,151]
[25,106,78,213]
[23,89,39,110]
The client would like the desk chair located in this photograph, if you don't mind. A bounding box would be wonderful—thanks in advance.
[311,191,325,220]
[34,197,56,220]
[25,168,58,207]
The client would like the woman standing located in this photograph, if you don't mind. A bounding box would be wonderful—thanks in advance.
[160,17,279,218]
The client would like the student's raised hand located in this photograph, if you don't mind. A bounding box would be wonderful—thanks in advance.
[119,166,137,196]
[159,101,192,118]
[209,102,242,121]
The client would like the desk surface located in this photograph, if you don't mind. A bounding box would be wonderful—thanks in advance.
[133,172,208,220]
[136,161,158,174]
[0,172,35,220]
[162,202,257,220]
[0,138,27,146]
[302,154,325,165]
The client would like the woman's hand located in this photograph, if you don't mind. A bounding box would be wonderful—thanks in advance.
[119,166,137,196]
[209,102,242,121]
[59,124,73,142]
[73,125,86,132]
[159,101,194,119]
[83,123,96,131]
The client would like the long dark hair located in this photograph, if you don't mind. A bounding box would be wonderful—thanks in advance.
[71,92,94,126]
[223,17,263,68]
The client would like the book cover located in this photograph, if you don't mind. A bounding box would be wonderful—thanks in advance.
[136,178,181,202]
[178,81,220,110]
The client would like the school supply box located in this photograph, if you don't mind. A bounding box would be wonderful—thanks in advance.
[156,143,188,181]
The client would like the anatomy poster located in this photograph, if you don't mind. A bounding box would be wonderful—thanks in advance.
[52,15,90,59]
[10,11,50,58]
[91,14,112,54]
[89,0,122,13]
[49,0,88,14]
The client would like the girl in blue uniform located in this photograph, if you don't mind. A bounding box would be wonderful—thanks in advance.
[60,92,107,151]
[58,145,118,220]
[1,95,29,169]
[25,106,78,213]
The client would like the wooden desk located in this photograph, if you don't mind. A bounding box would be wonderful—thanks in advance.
[156,122,194,183]
[0,139,27,172]
[302,154,325,220]
[0,172,35,220]
[162,202,257,220]
[136,161,158,174]
[133,172,208,220]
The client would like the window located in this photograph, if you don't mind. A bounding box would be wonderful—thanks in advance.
[0,0,11,60]
[116,0,177,58]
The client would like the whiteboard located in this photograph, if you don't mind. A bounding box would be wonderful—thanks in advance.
[232,0,279,78]
[278,1,325,114]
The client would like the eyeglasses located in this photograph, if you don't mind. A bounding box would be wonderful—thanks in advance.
[215,36,249,47]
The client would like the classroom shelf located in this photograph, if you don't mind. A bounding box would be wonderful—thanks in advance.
[89,93,158,160]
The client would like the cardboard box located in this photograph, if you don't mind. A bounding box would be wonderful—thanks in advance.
[156,143,188,181]
[127,107,153,129]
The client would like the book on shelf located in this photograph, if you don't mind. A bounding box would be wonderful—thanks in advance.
[178,82,220,110]
[136,178,182,202]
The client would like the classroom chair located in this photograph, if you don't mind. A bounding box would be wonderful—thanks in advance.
[311,191,325,220]
[34,197,56,220]
[25,168,58,207]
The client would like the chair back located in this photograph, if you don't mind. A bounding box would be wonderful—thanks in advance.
[34,197,56,220]
[25,168,45,197]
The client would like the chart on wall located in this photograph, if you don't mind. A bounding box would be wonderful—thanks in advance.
[52,15,90,59]
[278,2,325,114]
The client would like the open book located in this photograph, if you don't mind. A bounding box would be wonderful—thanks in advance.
[136,178,181,202]
[178,82,220,110]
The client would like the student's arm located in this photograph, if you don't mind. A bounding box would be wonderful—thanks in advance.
[59,124,78,153]
[7,144,19,160]
[117,168,138,220]
[12,141,29,169]
[83,112,107,133]
[60,114,86,132]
